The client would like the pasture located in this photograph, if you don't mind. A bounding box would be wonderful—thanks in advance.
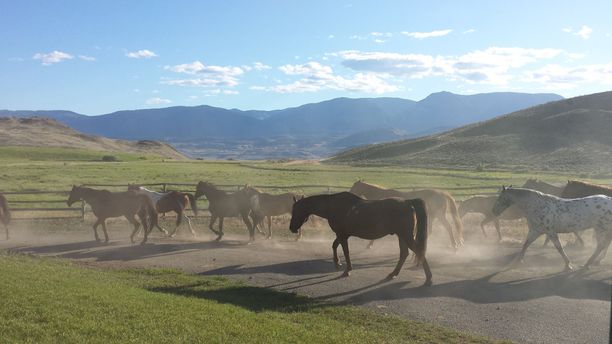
[1,147,611,343]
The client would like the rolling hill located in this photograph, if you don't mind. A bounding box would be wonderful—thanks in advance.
[1,92,562,158]
[0,117,187,160]
[330,91,612,173]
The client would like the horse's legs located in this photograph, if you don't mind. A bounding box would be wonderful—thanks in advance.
[404,238,433,285]
[494,219,503,242]
[296,228,302,241]
[479,218,489,238]
[208,215,219,235]
[542,236,551,247]
[184,214,197,237]
[572,231,585,248]
[366,240,374,249]
[339,237,352,277]
[216,217,225,242]
[332,238,342,270]
[515,229,541,264]
[92,218,102,242]
[547,232,574,271]
[584,229,612,267]
[387,236,409,279]
[100,220,110,243]
[439,215,458,248]
[267,216,272,239]
[169,210,184,238]
[241,212,255,242]
[127,214,141,243]
[4,224,9,240]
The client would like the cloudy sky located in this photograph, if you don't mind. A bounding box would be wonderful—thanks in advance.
[1,1,611,114]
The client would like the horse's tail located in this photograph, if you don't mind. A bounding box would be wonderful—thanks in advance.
[185,193,198,216]
[249,195,264,226]
[408,198,428,264]
[447,195,464,242]
[139,195,158,231]
[0,195,11,225]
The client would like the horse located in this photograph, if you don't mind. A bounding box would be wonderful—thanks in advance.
[0,193,11,240]
[350,180,463,248]
[522,179,565,196]
[492,186,612,271]
[67,186,158,245]
[289,192,432,285]
[562,180,612,199]
[459,196,524,241]
[242,185,304,240]
[194,181,254,242]
[127,185,199,238]
[522,179,584,247]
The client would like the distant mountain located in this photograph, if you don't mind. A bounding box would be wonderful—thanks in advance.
[0,117,187,160]
[330,91,612,173]
[0,92,563,158]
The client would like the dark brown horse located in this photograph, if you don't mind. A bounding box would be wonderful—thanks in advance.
[290,192,432,285]
[459,195,525,241]
[0,193,11,240]
[350,180,463,248]
[243,185,304,239]
[67,186,158,244]
[562,180,612,199]
[195,181,254,242]
[128,185,199,238]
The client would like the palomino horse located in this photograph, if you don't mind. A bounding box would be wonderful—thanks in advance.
[0,193,11,240]
[459,195,524,241]
[290,192,432,285]
[493,186,612,271]
[67,186,158,244]
[128,185,198,238]
[194,181,254,242]
[242,185,304,239]
[350,180,463,248]
[522,179,584,247]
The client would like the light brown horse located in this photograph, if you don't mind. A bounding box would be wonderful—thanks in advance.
[67,186,158,244]
[459,196,524,241]
[243,185,304,239]
[128,185,198,238]
[350,180,463,248]
[290,192,432,285]
[0,193,11,240]
[194,181,254,242]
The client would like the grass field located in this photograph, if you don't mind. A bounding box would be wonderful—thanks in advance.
[0,253,503,344]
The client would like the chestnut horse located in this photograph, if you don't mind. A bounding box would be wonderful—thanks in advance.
[0,193,11,240]
[67,186,158,244]
[195,181,254,242]
[290,192,432,285]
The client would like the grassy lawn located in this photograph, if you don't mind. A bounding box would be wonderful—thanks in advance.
[0,253,503,344]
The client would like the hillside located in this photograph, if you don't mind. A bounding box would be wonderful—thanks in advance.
[0,117,187,160]
[330,91,612,173]
[1,92,562,159]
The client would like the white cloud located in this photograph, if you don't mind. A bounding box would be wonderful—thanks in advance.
[33,50,73,65]
[339,47,563,85]
[255,61,398,94]
[462,29,476,34]
[146,97,172,105]
[523,63,612,89]
[253,62,271,70]
[350,32,392,43]
[402,29,452,39]
[563,25,593,39]
[126,49,158,59]
[78,55,96,62]
[163,60,244,88]
[328,34,335,39]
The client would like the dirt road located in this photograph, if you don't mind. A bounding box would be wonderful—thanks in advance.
[2,227,610,344]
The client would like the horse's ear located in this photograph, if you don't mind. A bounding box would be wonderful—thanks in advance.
[293,196,297,203]
[502,185,506,191]
[300,195,305,200]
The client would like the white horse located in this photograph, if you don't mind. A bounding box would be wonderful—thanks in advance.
[493,186,612,271]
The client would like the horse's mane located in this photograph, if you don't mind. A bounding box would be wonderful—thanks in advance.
[355,180,389,190]
[567,180,612,191]
[508,187,555,199]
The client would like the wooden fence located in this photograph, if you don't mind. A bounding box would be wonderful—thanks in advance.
[5,182,501,221]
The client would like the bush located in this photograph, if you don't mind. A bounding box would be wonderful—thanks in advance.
[101,155,118,162]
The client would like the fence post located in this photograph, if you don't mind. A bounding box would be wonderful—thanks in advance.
[162,183,167,192]
[327,186,331,194]
[80,200,85,221]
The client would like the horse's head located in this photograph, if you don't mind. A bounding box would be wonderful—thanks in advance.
[349,179,366,197]
[289,196,308,233]
[67,185,84,206]
[195,181,211,199]
[242,185,261,197]
[492,186,514,216]
[127,183,142,191]
[560,180,580,198]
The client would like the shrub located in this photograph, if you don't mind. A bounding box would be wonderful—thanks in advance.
[101,155,118,162]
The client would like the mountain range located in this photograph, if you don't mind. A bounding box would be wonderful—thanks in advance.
[330,91,612,173]
[0,91,562,159]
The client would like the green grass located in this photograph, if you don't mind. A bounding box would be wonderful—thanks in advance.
[0,253,502,344]
[0,146,152,162]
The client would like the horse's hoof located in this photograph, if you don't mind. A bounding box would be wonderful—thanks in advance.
[423,279,433,287]
[564,264,575,272]
[385,274,397,281]
[215,235,223,242]
[341,271,351,278]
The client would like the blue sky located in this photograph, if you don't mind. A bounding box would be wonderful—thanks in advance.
[1,1,611,115]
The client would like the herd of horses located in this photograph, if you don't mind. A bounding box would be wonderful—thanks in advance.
[1,178,611,286]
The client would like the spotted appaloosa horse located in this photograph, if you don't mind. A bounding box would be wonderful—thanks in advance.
[493,186,612,271]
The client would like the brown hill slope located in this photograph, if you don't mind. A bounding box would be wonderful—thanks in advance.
[0,117,187,160]
[330,91,612,173]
